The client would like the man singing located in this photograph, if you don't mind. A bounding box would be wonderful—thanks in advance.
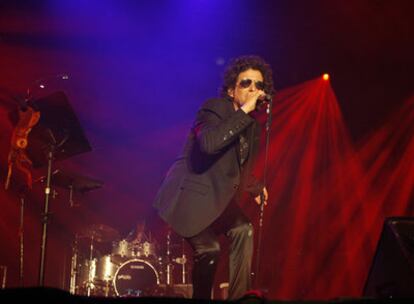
[153,55,274,299]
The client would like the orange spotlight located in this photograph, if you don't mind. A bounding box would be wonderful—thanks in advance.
[323,73,330,81]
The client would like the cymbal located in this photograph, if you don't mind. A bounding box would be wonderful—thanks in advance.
[38,169,104,193]
[79,224,120,242]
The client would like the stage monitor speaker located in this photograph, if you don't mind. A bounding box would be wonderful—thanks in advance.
[363,217,414,298]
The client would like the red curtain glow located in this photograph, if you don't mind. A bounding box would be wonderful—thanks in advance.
[239,78,414,299]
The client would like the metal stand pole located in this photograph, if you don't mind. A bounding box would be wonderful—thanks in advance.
[181,238,187,284]
[254,99,273,288]
[87,234,95,297]
[19,194,25,286]
[166,230,172,286]
[69,236,78,294]
[165,228,175,296]
[38,148,54,286]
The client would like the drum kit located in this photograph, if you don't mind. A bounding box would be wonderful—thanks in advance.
[2,90,192,297]
[69,224,190,297]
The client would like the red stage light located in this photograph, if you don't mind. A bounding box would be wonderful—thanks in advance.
[323,73,329,81]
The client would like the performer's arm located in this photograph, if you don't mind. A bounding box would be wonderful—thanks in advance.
[193,100,254,155]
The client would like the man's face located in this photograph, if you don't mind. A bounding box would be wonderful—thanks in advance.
[227,68,264,107]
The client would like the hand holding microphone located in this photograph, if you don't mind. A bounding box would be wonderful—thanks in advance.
[255,94,272,110]
[241,91,272,114]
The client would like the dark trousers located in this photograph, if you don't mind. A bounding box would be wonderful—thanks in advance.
[186,200,254,300]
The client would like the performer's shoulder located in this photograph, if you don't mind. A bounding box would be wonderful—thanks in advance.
[199,97,231,112]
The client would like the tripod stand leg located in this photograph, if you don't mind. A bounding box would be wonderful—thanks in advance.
[19,196,24,287]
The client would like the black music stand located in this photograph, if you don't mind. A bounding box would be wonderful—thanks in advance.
[26,91,91,286]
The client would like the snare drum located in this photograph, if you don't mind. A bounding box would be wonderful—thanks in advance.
[77,255,117,286]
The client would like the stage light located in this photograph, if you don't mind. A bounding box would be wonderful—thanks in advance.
[323,73,329,81]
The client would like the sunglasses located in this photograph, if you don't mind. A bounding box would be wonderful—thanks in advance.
[238,79,265,91]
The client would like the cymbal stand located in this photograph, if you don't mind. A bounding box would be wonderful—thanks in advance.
[38,144,54,285]
[166,229,172,285]
[165,229,174,295]
[69,235,79,294]
[38,130,68,285]
[103,281,111,298]
[86,234,96,297]
[176,238,187,284]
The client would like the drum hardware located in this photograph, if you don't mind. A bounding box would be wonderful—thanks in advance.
[85,232,96,296]
[69,235,79,294]
[48,169,104,208]
[70,223,199,298]
[112,239,158,260]
[5,185,35,287]
[112,239,131,258]
[142,241,156,258]
[80,224,120,243]
[39,170,102,292]
[153,232,192,298]
[173,238,188,284]
[18,190,25,287]
[165,229,173,287]
[160,229,191,296]
[71,224,120,297]
[36,170,104,290]
[76,229,96,296]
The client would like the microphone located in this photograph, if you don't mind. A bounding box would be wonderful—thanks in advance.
[256,94,272,109]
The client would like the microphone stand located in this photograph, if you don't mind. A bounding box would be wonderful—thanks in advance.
[254,98,272,289]
[38,132,68,286]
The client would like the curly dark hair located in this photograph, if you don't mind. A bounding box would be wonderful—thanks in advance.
[220,55,274,99]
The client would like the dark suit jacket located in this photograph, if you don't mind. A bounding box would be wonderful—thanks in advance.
[153,98,263,238]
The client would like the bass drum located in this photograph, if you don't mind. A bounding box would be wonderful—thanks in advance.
[113,259,160,297]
